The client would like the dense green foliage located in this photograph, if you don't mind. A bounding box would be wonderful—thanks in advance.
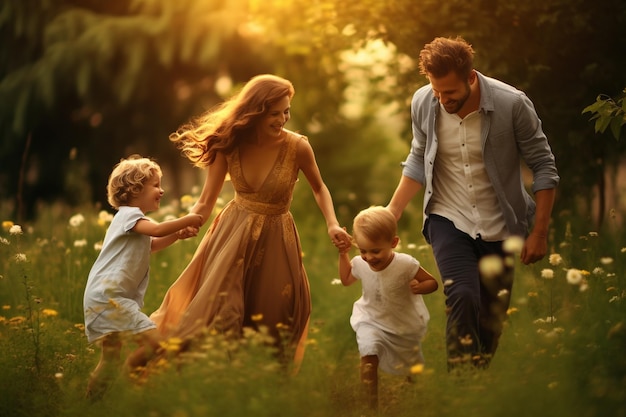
[0,202,625,416]
[1,0,626,230]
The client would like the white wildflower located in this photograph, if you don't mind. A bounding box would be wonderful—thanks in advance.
[9,225,23,235]
[503,236,524,254]
[330,279,342,286]
[534,316,557,324]
[68,214,85,228]
[479,254,504,278]
[14,253,27,263]
[600,257,614,265]
[73,239,88,248]
[548,254,562,266]
[541,269,554,279]
[566,268,583,286]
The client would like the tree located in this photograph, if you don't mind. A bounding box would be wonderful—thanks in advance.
[264,0,626,227]
[0,0,268,220]
[3,0,626,231]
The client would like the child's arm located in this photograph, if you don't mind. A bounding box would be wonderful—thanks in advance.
[132,212,203,252]
[339,250,357,286]
[149,228,196,253]
[409,266,438,295]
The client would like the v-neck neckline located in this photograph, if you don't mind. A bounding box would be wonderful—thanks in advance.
[237,135,287,193]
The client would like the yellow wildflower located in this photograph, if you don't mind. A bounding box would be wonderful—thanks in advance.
[41,309,58,317]
[180,194,195,210]
[410,363,425,374]
[159,337,184,353]
[98,210,113,226]
[8,316,26,325]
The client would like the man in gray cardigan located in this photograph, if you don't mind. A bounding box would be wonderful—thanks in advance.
[387,36,559,370]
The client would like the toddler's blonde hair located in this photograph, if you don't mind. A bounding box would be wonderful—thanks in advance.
[106,155,162,209]
[352,206,397,243]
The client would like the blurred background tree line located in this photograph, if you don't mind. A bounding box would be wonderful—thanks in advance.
[1,0,625,234]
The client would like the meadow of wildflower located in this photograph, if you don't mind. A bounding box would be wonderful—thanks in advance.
[0,196,624,417]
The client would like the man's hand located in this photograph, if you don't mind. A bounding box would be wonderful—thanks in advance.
[521,232,548,264]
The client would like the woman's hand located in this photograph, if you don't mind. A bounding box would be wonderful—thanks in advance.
[329,225,351,252]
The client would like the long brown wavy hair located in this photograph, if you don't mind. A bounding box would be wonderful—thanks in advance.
[170,74,295,168]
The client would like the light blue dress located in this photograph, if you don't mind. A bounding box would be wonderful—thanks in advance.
[83,206,156,343]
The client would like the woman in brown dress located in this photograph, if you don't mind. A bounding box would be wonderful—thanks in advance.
[146,74,350,369]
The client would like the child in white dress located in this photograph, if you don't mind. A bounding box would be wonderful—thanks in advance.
[338,206,438,410]
[83,155,203,399]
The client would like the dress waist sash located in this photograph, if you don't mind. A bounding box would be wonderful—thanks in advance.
[234,195,289,215]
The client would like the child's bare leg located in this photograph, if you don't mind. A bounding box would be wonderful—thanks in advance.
[86,334,122,400]
[125,328,161,370]
[360,355,379,410]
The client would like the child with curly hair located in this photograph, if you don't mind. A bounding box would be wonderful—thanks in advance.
[83,155,202,399]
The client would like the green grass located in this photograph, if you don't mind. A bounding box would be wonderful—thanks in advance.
[0,202,625,417]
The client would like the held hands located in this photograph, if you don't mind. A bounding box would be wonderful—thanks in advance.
[176,226,199,240]
[329,225,352,253]
[187,213,204,228]
[177,213,204,240]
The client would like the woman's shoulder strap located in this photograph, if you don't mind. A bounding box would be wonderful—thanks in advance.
[284,128,308,143]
